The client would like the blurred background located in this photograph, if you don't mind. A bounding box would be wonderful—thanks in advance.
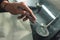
[0,0,60,40]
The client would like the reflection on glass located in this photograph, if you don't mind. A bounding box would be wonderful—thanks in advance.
[42,5,56,19]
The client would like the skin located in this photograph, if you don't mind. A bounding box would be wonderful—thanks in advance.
[1,0,36,23]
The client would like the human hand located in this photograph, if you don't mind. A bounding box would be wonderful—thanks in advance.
[4,1,36,23]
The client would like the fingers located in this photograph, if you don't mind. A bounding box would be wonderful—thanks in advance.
[17,2,36,22]
[25,12,36,23]
[30,12,36,21]
[18,2,31,12]
[18,15,28,21]
[18,2,36,21]
[23,16,28,21]
[17,15,25,19]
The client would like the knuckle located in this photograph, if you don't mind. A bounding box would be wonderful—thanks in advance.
[20,2,26,5]
[23,11,26,14]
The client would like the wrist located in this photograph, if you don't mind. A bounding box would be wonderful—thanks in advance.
[1,1,9,9]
